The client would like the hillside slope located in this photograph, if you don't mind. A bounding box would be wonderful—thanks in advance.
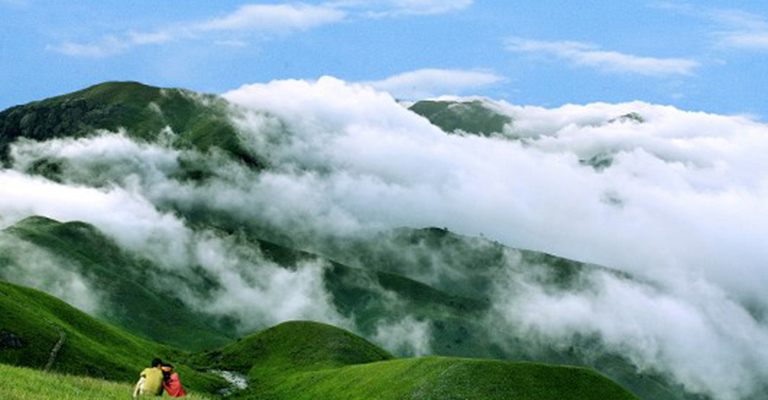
[0,280,225,392]
[1,216,235,351]
[0,81,259,167]
[0,364,212,400]
[1,216,491,357]
[195,321,639,400]
[409,99,512,136]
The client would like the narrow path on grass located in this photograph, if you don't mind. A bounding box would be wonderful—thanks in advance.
[43,327,66,371]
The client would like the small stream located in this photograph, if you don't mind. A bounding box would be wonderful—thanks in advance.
[211,370,249,397]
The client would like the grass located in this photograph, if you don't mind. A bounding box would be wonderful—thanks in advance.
[194,321,392,374]
[0,81,260,168]
[0,363,212,400]
[3,216,235,351]
[0,279,227,393]
[253,358,640,400]
[195,321,639,400]
[0,276,640,400]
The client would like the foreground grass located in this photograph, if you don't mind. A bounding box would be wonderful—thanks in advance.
[0,364,212,400]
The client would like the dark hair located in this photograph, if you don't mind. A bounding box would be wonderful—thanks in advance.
[151,358,163,367]
[162,364,172,382]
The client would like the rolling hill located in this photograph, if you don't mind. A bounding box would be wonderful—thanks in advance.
[0,279,637,399]
[0,279,226,392]
[195,321,640,400]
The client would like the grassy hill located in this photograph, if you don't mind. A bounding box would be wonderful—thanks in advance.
[312,227,694,400]
[0,81,260,168]
[195,321,639,400]
[0,280,226,393]
[1,216,235,351]
[0,364,212,400]
[1,216,492,357]
[0,280,638,400]
[1,216,689,400]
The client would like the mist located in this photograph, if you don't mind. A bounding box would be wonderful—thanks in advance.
[0,233,102,314]
[2,76,768,398]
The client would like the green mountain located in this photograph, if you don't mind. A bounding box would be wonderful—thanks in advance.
[195,321,639,400]
[409,99,512,136]
[0,81,260,168]
[1,216,235,351]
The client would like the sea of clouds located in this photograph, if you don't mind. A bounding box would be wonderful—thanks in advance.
[1,76,767,399]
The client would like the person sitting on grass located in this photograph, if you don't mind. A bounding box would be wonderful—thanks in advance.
[162,363,187,397]
[132,358,165,397]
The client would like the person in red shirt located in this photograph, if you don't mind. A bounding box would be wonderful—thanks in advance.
[161,364,186,397]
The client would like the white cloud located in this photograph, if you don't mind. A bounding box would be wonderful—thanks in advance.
[489,266,768,400]
[196,3,346,33]
[47,36,127,58]
[50,1,468,58]
[0,139,350,333]
[719,32,768,50]
[364,68,505,98]
[126,30,174,45]
[704,8,768,51]
[506,37,700,77]
[372,316,432,356]
[0,233,103,314]
[50,3,346,58]
[653,3,768,52]
[354,0,473,17]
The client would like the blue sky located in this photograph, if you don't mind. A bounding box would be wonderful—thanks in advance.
[2,0,768,116]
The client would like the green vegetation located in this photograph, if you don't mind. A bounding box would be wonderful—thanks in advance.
[0,363,212,400]
[195,321,639,400]
[0,282,637,400]
[254,358,640,400]
[2,216,234,351]
[409,100,512,136]
[0,280,226,393]
[1,215,680,399]
[196,321,392,374]
[0,81,260,168]
[313,227,690,400]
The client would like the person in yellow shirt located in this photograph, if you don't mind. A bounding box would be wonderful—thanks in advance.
[132,358,165,397]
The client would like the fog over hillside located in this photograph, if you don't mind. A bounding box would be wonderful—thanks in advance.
[1,77,767,399]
